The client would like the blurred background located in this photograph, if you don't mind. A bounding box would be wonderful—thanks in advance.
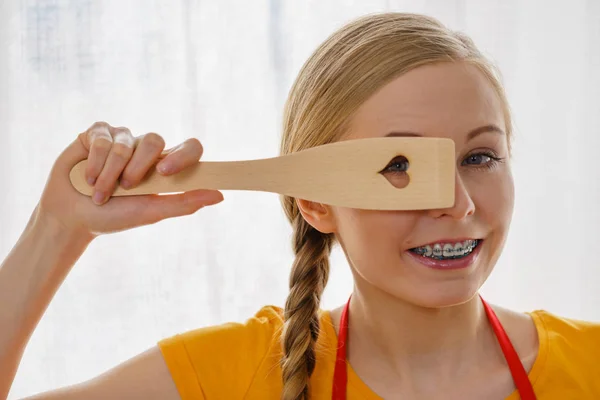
[1,0,599,397]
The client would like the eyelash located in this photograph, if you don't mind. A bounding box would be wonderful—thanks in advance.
[381,152,505,174]
[462,151,505,170]
[381,156,409,173]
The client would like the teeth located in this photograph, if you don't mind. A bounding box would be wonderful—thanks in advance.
[442,243,454,257]
[423,245,432,257]
[454,242,465,256]
[411,240,479,259]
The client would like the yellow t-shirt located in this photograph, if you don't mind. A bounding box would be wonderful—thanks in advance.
[158,306,600,399]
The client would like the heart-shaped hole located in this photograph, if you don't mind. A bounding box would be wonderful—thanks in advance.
[379,155,410,189]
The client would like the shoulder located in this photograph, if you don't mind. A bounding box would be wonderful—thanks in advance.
[157,306,286,399]
[490,305,600,376]
[485,305,600,395]
[159,304,286,357]
[159,305,285,358]
[493,305,600,354]
[528,310,600,392]
[530,309,600,350]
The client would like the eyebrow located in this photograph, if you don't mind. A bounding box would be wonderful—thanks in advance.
[385,124,505,140]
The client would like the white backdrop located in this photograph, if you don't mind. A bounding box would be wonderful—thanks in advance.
[1,0,599,397]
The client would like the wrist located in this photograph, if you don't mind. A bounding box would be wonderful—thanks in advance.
[11,209,94,300]
[29,208,95,250]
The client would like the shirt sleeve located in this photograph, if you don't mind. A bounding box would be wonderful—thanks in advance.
[159,332,206,399]
[157,306,283,399]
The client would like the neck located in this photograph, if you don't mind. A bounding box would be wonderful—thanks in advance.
[345,285,498,380]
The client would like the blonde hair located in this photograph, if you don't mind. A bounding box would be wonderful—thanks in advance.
[279,12,511,399]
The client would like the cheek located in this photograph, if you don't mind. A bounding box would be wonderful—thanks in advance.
[470,168,515,230]
[334,209,419,266]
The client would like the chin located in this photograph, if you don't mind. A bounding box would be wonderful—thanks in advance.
[395,282,482,309]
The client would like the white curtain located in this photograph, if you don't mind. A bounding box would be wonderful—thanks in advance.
[1,0,599,397]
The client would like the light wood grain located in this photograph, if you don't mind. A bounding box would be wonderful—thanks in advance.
[69,137,455,210]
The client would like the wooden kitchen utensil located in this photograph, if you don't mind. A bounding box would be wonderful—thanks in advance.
[70,137,455,210]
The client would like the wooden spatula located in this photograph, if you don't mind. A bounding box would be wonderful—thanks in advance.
[69,137,455,210]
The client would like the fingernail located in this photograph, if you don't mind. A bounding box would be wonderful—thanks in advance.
[121,179,131,189]
[93,191,105,205]
[199,191,224,205]
[87,177,96,186]
[158,162,173,174]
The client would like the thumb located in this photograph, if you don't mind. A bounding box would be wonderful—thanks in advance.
[141,189,224,223]
[54,134,92,175]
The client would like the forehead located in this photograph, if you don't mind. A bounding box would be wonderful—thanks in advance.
[345,62,505,141]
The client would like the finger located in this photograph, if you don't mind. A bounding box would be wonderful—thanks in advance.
[83,122,114,186]
[120,133,166,189]
[142,189,224,224]
[93,127,135,205]
[155,138,203,176]
[105,189,224,227]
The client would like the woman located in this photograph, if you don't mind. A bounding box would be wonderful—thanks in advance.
[1,12,599,400]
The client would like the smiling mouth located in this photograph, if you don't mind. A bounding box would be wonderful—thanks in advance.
[409,239,482,260]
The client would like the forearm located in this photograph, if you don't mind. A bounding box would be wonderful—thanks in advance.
[0,210,92,399]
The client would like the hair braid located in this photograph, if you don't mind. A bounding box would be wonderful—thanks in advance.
[281,209,333,400]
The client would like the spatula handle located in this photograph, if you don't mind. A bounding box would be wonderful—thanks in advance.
[69,158,284,196]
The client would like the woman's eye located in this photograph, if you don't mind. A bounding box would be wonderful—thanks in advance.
[461,151,505,170]
[383,156,409,173]
[464,153,491,165]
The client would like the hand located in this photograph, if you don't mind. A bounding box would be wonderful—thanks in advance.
[35,121,224,240]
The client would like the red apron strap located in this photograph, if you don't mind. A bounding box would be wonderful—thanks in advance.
[332,295,350,400]
[481,296,536,400]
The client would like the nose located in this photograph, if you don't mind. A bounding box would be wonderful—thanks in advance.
[427,172,475,220]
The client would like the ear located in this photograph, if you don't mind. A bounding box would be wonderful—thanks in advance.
[296,199,337,234]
